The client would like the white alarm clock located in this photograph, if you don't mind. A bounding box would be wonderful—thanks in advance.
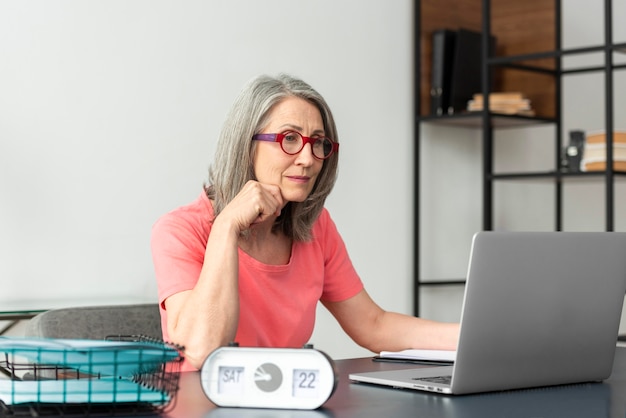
[200,345,338,409]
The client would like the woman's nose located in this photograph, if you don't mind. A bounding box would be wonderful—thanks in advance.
[294,142,316,165]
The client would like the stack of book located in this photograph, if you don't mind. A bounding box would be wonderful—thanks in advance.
[581,131,626,172]
[467,92,535,116]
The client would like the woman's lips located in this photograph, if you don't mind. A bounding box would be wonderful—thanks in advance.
[287,176,310,184]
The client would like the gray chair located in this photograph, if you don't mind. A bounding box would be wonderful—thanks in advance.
[24,303,162,340]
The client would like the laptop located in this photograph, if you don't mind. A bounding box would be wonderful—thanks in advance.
[350,231,626,395]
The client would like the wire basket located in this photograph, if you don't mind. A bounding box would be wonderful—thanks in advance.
[0,335,183,416]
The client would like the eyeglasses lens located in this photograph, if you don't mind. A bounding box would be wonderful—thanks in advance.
[281,132,333,159]
[282,132,303,154]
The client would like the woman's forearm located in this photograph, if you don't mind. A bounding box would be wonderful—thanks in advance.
[165,216,241,369]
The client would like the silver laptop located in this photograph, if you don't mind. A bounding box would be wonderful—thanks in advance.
[350,231,626,395]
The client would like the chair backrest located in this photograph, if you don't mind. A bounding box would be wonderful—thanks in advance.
[24,303,162,340]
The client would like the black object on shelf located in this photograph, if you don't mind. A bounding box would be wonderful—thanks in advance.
[430,29,456,116]
[561,130,585,173]
[448,28,496,115]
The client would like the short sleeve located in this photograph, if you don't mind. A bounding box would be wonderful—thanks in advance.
[150,194,213,308]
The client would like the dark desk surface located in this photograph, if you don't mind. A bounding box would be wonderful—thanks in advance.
[164,347,626,418]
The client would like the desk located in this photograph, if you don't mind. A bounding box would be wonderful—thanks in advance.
[163,347,626,418]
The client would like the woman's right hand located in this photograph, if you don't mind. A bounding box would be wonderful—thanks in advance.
[218,180,285,232]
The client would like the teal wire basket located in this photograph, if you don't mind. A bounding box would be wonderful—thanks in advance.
[0,335,183,416]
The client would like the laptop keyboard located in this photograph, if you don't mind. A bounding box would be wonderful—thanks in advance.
[413,375,452,385]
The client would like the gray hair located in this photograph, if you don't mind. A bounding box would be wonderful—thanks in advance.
[206,74,339,241]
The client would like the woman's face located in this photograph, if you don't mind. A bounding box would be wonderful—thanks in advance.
[253,96,325,203]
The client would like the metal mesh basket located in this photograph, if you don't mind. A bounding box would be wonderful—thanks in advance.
[0,336,183,416]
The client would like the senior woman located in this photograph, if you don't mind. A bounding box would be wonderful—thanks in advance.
[151,74,459,371]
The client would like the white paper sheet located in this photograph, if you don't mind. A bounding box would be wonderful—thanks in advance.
[379,349,456,363]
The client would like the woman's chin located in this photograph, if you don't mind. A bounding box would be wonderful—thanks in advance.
[280,187,314,203]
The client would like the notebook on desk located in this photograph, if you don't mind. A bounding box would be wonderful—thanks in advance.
[350,231,626,395]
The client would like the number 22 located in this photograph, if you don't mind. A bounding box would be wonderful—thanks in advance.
[298,372,316,389]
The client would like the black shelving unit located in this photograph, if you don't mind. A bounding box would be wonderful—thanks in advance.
[414,0,626,316]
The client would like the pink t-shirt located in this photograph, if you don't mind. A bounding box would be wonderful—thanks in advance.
[151,191,363,370]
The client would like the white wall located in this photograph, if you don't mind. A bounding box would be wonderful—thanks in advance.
[0,0,413,359]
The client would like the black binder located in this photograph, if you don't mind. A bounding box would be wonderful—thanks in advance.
[430,29,456,116]
[447,28,496,114]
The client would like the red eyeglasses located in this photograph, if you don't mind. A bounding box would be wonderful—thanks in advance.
[252,131,339,160]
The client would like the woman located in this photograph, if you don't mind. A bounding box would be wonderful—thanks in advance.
[151,74,459,371]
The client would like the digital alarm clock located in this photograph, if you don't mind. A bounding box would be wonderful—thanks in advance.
[200,345,338,409]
